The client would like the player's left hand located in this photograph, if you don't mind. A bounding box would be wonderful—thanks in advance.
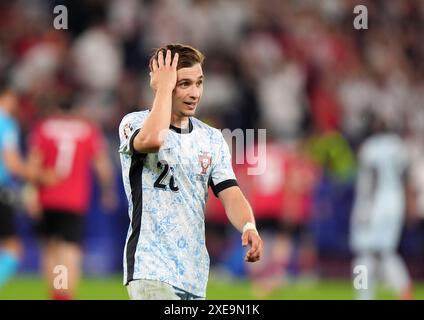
[21,184,42,221]
[43,169,62,186]
[100,188,118,213]
[241,230,263,263]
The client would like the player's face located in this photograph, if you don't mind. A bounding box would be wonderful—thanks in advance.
[172,63,203,118]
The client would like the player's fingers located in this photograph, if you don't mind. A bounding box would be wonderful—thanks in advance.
[244,253,250,262]
[247,246,261,262]
[247,237,263,261]
[245,251,260,262]
[241,232,248,247]
[247,241,260,258]
[165,49,171,66]
[151,59,158,71]
[172,52,179,69]
[157,50,164,68]
[255,241,263,261]
[251,253,261,262]
[251,236,260,251]
[253,241,263,257]
[249,232,261,248]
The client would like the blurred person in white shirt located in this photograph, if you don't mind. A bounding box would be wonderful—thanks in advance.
[350,113,413,300]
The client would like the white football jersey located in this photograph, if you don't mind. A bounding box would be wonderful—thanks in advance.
[350,133,408,252]
[118,110,237,297]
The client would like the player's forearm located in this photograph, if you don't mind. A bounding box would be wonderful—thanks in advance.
[3,148,32,181]
[133,87,173,152]
[94,154,115,191]
[219,187,256,233]
[24,149,45,184]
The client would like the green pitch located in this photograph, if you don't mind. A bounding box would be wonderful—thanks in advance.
[1,274,424,300]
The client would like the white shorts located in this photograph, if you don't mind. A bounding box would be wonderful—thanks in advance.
[350,208,404,253]
[127,279,204,300]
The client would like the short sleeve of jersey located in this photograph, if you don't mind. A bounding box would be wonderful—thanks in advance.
[118,111,149,156]
[209,132,238,197]
[0,118,19,152]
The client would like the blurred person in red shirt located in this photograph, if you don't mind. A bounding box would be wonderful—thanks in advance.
[27,92,116,300]
[280,140,320,278]
[242,139,319,296]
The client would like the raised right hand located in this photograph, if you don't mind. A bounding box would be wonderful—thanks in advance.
[150,49,179,92]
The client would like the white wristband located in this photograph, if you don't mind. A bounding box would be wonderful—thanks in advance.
[242,222,257,234]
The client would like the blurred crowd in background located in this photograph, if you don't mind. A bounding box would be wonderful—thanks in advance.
[1,0,424,289]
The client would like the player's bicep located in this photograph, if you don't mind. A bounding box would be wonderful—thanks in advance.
[118,112,158,155]
[209,176,238,197]
[131,127,165,153]
[217,185,242,207]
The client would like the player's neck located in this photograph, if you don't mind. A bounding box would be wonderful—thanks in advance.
[171,114,190,129]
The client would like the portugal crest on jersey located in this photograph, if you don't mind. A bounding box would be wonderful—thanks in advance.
[198,151,212,175]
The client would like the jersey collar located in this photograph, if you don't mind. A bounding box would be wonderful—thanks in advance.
[169,118,193,134]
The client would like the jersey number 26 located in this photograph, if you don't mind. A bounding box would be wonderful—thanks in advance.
[154,160,179,192]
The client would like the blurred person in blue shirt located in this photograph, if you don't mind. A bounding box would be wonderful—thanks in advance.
[0,77,28,288]
[0,76,55,289]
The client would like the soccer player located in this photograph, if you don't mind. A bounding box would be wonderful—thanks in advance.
[243,140,319,296]
[0,77,53,288]
[350,114,413,300]
[28,93,116,300]
[119,44,263,300]
[0,78,24,288]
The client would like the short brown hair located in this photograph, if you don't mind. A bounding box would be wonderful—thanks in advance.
[148,43,205,71]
